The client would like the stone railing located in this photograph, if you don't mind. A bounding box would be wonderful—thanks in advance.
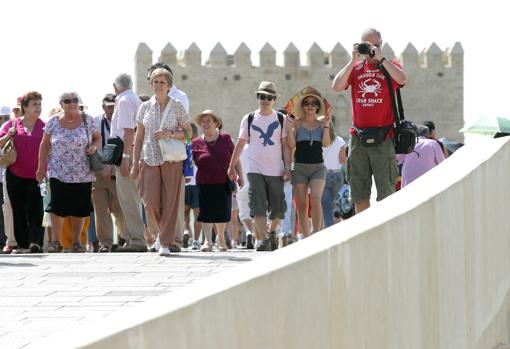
[42,138,510,349]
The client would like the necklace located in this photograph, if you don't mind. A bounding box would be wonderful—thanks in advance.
[204,132,219,143]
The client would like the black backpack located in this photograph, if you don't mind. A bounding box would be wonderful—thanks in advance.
[247,111,285,140]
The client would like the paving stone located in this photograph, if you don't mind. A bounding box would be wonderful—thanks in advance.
[0,250,261,348]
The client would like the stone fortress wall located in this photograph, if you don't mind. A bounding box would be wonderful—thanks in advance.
[134,41,463,142]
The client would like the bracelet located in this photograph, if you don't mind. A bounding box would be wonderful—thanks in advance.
[122,153,131,159]
[323,126,330,128]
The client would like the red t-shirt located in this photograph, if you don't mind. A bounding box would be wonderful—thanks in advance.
[191,132,234,185]
[348,59,403,130]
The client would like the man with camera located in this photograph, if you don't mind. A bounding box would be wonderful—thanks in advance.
[332,28,408,213]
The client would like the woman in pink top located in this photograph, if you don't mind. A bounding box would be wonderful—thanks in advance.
[0,91,45,253]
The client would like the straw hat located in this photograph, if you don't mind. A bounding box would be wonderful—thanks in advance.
[194,109,221,126]
[286,86,326,120]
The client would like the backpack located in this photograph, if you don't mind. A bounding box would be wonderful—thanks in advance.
[247,111,285,141]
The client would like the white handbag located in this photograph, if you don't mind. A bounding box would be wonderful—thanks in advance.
[158,101,187,162]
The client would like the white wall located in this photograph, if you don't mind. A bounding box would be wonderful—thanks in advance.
[43,138,510,349]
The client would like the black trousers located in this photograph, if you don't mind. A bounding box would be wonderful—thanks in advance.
[6,170,44,248]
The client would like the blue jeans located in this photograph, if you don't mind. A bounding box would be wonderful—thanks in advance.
[321,171,344,228]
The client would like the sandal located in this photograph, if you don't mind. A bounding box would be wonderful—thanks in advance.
[72,243,86,253]
[47,241,62,253]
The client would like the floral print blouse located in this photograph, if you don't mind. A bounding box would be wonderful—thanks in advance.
[136,96,190,166]
[44,114,96,183]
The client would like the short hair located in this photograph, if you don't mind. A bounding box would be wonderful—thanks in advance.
[149,68,173,87]
[59,91,79,102]
[147,63,173,81]
[20,91,42,114]
[418,125,430,137]
[361,28,382,41]
[114,73,133,91]
[423,120,436,132]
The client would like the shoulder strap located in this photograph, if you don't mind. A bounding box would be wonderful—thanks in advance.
[247,112,255,138]
[100,118,107,148]
[380,65,405,127]
[276,112,284,129]
[81,113,91,145]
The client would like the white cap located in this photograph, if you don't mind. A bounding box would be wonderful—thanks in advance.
[0,106,11,116]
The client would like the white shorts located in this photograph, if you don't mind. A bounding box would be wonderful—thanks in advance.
[236,188,251,221]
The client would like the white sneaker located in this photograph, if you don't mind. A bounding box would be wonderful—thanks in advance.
[151,236,161,252]
[297,234,304,241]
[158,246,171,256]
[231,241,238,250]
[191,240,201,251]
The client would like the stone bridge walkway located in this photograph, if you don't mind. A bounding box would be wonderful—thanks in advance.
[0,251,261,349]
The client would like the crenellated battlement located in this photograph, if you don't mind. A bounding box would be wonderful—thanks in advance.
[134,41,464,141]
[136,41,463,70]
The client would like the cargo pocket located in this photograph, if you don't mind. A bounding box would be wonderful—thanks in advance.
[389,157,398,186]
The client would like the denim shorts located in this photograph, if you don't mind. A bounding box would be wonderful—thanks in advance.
[291,162,326,185]
[185,185,199,209]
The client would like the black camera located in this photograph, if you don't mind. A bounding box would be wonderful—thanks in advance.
[358,43,374,57]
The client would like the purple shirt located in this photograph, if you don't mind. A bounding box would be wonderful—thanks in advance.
[192,133,234,185]
[0,118,45,179]
[398,137,445,187]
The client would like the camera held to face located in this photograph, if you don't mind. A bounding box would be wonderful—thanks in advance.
[358,43,375,58]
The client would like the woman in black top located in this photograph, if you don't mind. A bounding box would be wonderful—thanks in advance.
[286,86,331,239]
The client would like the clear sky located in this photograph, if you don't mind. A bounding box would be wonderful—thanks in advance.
[0,0,506,128]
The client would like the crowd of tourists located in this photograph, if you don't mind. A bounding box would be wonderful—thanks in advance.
[0,28,447,256]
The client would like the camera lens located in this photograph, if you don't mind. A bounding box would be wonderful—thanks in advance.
[358,43,371,55]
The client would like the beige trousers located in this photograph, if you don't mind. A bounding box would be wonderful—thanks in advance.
[2,171,16,247]
[139,161,183,247]
[91,170,125,247]
[114,166,145,246]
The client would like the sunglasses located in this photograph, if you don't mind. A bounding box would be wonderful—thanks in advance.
[303,101,319,107]
[62,98,79,104]
[258,94,275,101]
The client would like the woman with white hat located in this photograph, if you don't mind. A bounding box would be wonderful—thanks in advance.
[286,86,331,239]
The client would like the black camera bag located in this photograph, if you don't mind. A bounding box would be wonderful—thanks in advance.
[102,136,124,166]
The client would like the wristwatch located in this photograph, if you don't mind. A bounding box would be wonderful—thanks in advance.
[122,153,131,159]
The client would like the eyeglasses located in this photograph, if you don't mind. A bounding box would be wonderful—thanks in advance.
[303,101,319,107]
[62,98,79,104]
[258,94,275,101]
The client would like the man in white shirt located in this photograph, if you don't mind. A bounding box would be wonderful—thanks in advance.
[91,94,125,252]
[228,81,291,251]
[111,73,147,252]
